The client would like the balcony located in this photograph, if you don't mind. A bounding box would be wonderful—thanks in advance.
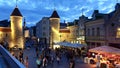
[86,36,105,41]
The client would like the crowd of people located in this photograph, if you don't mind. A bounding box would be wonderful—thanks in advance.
[10,44,86,68]
[34,46,76,68]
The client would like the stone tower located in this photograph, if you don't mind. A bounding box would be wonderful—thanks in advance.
[50,10,60,47]
[10,6,24,49]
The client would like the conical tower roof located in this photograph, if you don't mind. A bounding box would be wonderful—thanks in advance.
[10,7,22,17]
[50,10,60,18]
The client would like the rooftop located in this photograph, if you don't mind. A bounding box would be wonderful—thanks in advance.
[50,10,60,18]
[10,7,22,16]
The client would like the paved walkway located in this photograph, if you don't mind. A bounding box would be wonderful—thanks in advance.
[12,47,96,68]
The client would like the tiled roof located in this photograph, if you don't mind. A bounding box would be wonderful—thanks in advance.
[10,7,22,16]
[0,27,11,32]
[50,10,60,18]
[0,20,10,27]
[59,29,70,33]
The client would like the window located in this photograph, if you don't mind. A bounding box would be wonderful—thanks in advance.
[119,17,120,22]
[43,21,46,24]
[88,29,90,36]
[6,34,8,37]
[97,27,100,36]
[116,28,120,38]
[43,27,46,30]
[92,28,95,36]
[43,32,46,36]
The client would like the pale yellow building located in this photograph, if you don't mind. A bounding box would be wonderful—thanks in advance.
[0,27,11,44]
[59,29,70,42]
[0,6,24,49]
[68,25,78,43]
[10,6,24,49]
[50,10,60,46]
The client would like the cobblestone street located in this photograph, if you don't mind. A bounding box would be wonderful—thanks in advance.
[12,47,96,68]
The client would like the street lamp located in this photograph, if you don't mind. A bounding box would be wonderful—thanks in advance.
[59,35,61,42]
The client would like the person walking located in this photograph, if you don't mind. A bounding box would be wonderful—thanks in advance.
[56,56,60,64]
[36,47,39,57]
[70,59,75,68]
[19,51,23,63]
[42,56,47,67]
[51,55,54,63]
[24,56,29,68]
[96,60,101,68]
[36,56,42,68]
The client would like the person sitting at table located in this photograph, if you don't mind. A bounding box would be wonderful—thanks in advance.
[115,62,120,68]
[96,60,100,68]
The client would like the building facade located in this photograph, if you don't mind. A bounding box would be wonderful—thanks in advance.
[85,18,106,48]
[36,17,50,45]
[106,3,120,48]
[77,15,88,44]
[59,28,70,42]
[85,3,120,48]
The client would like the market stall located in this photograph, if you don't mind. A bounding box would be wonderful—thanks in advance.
[87,45,120,68]
[54,42,87,57]
[54,42,87,48]
[89,45,120,55]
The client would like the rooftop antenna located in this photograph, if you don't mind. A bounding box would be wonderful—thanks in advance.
[53,0,56,10]
[16,0,18,7]
[81,8,84,16]
[82,8,83,15]
[116,0,119,3]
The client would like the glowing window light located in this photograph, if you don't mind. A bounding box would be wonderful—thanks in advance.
[53,45,60,50]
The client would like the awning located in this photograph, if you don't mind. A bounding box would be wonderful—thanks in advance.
[89,46,120,55]
[55,42,86,48]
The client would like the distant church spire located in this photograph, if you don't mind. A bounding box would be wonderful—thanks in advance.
[24,17,26,29]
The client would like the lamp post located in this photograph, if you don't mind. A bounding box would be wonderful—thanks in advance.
[59,35,61,42]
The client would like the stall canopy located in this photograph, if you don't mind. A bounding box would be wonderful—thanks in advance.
[55,42,86,48]
[89,46,120,55]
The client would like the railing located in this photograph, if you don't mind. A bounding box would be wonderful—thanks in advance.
[86,36,105,41]
[108,37,120,43]
[0,45,25,68]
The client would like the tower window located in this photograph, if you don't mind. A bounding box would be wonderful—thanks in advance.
[6,34,8,37]
[116,28,120,38]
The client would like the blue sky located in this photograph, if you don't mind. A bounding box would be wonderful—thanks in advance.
[0,0,119,26]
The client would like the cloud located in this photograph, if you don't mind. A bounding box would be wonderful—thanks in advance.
[57,6,70,12]
[0,0,119,26]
